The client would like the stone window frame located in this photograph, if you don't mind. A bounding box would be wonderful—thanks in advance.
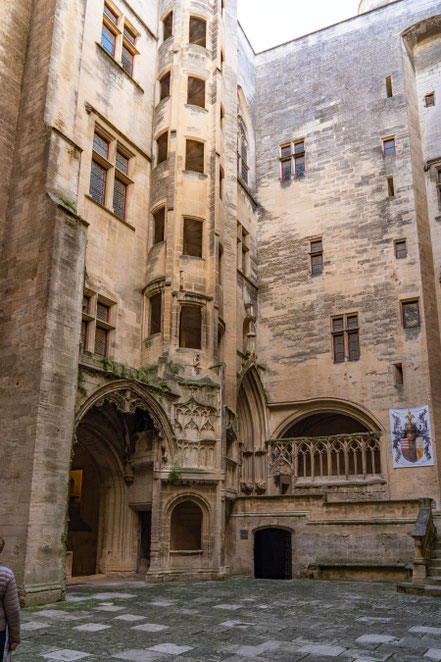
[310,238,323,276]
[401,298,420,329]
[394,238,407,260]
[237,116,249,185]
[279,139,305,182]
[182,216,205,259]
[151,205,166,247]
[156,131,169,166]
[158,69,171,102]
[331,313,360,363]
[100,1,140,78]
[143,279,165,341]
[162,10,173,42]
[189,15,207,49]
[178,301,205,351]
[81,289,116,358]
[88,122,135,223]
[187,75,206,109]
[383,136,396,155]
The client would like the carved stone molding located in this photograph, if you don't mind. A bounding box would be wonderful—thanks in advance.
[174,394,218,439]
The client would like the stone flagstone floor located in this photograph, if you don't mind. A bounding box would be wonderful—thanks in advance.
[12,577,441,661]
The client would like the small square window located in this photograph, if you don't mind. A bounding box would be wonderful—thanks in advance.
[402,300,420,329]
[332,317,344,332]
[96,302,110,323]
[281,145,292,159]
[383,138,395,155]
[425,92,435,107]
[294,141,304,154]
[347,315,358,330]
[395,240,407,259]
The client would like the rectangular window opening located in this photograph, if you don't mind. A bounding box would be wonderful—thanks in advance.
[104,4,118,24]
[310,239,323,275]
[89,160,107,205]
[187,76,205,108]
[425,92,435,107]
[101,23,116,56]
[93,132,109,159]
[157,132,168,165]
[402,300,420,329]
[183,218,203,257]
[185,139,204,173]
[383,138,395,155]
[393,363,404,385]
[121,44,134,75]
[180,305,202,349]
[115,150,129,174]
[163,12,173,40]
[113,177,127,219]
[159,72,171,101]
[387,176,395,197]
[189,17,206,47]
[153,207,165,244]
[386,76,393,98]
[149,293,162,335]
[94,326,109,356]
[394,239,407,259]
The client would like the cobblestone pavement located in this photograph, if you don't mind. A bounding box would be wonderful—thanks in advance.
[13,577,441,661]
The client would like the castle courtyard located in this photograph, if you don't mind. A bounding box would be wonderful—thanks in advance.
[14,577,441,661]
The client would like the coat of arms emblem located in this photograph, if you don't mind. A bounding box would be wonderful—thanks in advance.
[389,406,434,468]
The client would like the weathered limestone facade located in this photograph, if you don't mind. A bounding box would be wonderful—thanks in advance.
[1,0,441,604]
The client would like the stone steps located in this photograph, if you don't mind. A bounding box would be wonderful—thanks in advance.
[398,582,441,597]
[397,515,441,595]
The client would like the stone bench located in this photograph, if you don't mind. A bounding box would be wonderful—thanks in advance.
[308,561,412,583]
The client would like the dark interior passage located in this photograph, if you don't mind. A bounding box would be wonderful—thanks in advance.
[254,528,292,580]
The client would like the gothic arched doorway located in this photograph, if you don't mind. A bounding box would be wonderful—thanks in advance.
[68,387,168,578]
[237,367,267,495]
[254,528,292,579]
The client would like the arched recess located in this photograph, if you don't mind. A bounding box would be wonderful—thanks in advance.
[170,501,203,551]
[163,493,211,561]
[268,400,383,493]
[68,382,174,577]
[237,366,268,494]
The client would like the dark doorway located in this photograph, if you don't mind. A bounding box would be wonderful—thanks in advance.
[138,511,151,573]
[254,528,292,579]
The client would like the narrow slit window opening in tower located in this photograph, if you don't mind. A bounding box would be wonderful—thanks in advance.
[386,76,393,98]
[387,176,394,197]
[163,11,173,41]
[153,207,165,244]
[393,363,403,385]
[159,72,171,101]
[157,132,168,165]
[149,293,162,336]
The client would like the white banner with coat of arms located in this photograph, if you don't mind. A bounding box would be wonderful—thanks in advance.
[389,406,434,468]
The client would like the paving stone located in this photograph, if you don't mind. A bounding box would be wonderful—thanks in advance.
[219,621,254,629]
[296,643,346,656]
[425,651,441,661]
[111,650,162,661]
[410,626,441,635]
[149,600,177,607]
[114,614,147,622]
[356,634,397,644]
[356,617,392,624]
[41,651,91,661]
[90,593,135,600]
[213,604,243,610]
[94,605,125,612]
[73,623,112,632]
[22,621,50,630]
[147,643,194,654]
[131,623,169,632]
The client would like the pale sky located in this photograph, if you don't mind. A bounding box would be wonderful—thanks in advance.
[237,0,360,52]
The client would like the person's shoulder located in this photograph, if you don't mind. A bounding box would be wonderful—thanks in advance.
[0,565,15,580]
